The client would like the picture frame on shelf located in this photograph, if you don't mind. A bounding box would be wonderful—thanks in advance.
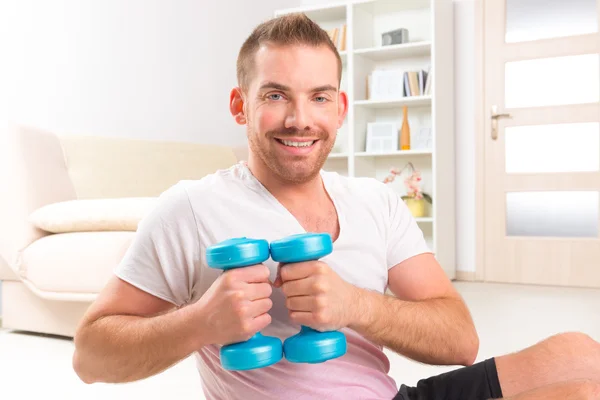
[412,127,433,150]
[368,69,405,100]
[366,122,398,153]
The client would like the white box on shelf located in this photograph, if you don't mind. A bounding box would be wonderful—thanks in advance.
[368,69,405,100]
[366,122,398,153]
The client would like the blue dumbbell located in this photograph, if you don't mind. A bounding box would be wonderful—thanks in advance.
[206,237,283,371]
[270,233,347,363]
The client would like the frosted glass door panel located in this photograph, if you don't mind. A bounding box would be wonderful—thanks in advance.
[505,54,599,108]
[506,0,598,43]
[505,123,600,173]
[506,191,599,237]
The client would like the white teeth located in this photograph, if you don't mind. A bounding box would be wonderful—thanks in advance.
[281,140,315,148]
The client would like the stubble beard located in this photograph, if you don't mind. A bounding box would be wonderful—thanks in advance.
[247,124,334,184]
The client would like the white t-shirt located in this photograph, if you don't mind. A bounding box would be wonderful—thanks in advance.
[115,161,430,400]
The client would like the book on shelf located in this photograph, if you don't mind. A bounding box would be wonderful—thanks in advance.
[423,67,433,95]
[403,67,432,97]
[325,24,347,52]
[366,66,432,100]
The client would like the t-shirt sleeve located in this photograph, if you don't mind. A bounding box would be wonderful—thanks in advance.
[384,185,432,269]
[114,182,200,308]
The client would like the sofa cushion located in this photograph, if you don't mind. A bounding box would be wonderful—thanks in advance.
[58,134,239,199]
[29,197,158,233]
[20,231,136,294]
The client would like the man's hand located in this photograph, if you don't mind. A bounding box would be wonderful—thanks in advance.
[194,264,274,346]
[274,261,357,331]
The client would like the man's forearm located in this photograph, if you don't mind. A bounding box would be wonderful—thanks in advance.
[349,288,479,366]
[73,305,202,384]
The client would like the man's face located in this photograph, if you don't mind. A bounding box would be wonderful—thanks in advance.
[231,44,347,184]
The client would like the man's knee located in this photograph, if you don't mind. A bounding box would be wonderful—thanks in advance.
[546,332,598,353]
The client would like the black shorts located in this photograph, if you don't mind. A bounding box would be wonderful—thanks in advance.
[393,358,503,400]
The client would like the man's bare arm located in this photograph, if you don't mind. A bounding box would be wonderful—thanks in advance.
[73,277,203,383]
[348,254,479,366]
[73,265,273,384]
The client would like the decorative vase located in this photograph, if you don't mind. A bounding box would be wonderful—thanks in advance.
[404,197,427,217]
[399,106,410,150]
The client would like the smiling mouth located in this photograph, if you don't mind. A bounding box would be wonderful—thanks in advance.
[275,138,318,148]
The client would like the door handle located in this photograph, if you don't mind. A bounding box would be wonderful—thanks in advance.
[491,105,511,140]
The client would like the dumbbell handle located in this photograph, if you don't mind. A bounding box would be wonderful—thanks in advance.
[205,237,283,371]
[271,233,347,364]
[270,233,333,328]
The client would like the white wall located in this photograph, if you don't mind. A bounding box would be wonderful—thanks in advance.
[0,0,299,146]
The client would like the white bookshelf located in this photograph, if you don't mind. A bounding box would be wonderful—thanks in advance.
[354,41,431,60]
[354,95,432,108]
[275,0,455,278]
[354,149,433,157]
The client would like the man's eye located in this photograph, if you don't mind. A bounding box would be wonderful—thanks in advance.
[268,94,283,101]
[315,96,327,103]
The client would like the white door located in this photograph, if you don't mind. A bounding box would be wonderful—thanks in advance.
[483,0,600,287]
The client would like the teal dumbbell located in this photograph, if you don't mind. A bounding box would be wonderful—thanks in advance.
[270,233,347,363]
[206,238,283,371]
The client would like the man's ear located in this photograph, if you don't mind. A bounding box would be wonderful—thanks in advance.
[337,90,349,129]
[230,87,247,125]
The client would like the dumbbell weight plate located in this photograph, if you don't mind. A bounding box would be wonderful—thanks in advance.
[269,233,333,263]
[206,237,270,270]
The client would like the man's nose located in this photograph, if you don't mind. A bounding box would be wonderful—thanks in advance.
[284,101,312,131]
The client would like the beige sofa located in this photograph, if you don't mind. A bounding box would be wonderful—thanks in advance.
[0,124,246,337]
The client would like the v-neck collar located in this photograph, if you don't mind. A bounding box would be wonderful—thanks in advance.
[236,161,345,245]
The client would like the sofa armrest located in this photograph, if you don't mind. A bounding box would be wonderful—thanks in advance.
[0,124,77,273]
[0,255,19,280]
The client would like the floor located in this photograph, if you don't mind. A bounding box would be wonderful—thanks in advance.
[1,282,599,400]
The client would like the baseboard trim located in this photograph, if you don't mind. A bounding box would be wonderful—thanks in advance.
[456,271,477,281]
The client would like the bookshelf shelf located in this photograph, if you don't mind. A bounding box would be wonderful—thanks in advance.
[354,41,431,61]
[275,2,347,21]
[355,149,433,157]
[354,96,432,109]
[275,0,455,278]
[353,0,432,14]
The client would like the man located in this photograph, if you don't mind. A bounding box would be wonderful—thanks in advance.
[73,13,600,400]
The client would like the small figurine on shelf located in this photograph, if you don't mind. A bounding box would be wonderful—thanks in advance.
[383,162,432,217]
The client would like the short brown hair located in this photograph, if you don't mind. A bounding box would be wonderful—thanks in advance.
[236,13,342,91]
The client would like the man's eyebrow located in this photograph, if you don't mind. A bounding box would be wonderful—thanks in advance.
[258,82,338,93]
[259,82,291,91]
[310,85,337,93]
